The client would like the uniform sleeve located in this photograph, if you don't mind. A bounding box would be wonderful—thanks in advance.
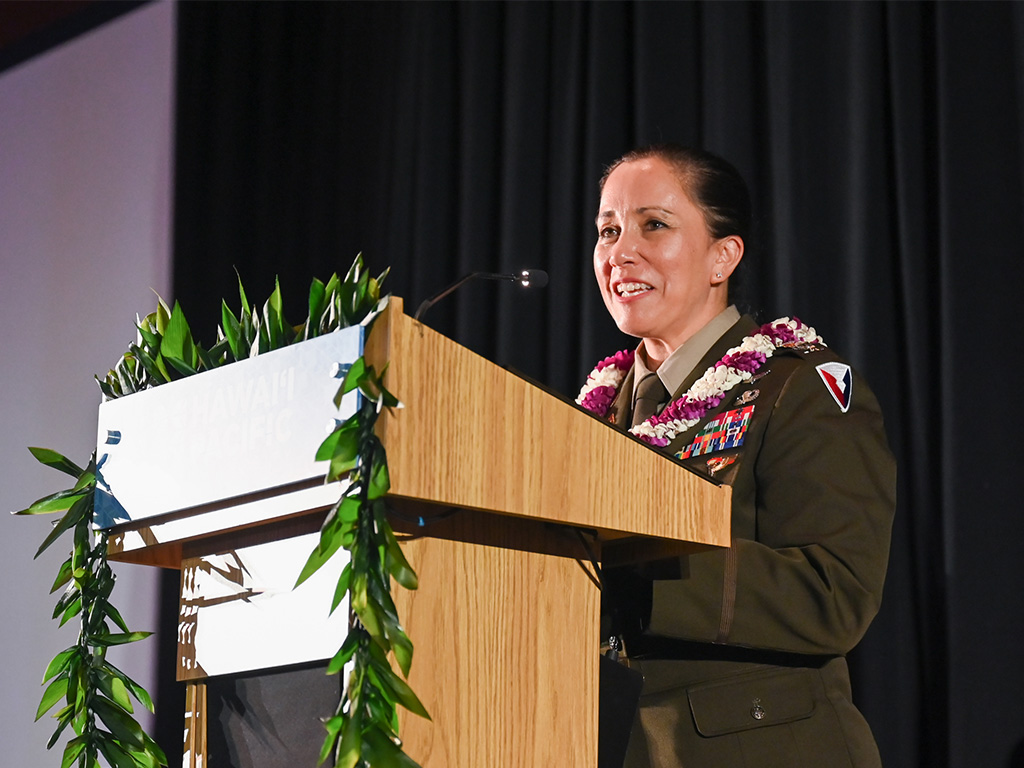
[643,358,896,656]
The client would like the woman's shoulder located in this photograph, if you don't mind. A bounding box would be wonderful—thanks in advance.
[759,339,885,425]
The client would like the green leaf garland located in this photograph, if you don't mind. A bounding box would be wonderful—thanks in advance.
[16,452,166,768]
[17,254,423,767]
[302,367,427,766]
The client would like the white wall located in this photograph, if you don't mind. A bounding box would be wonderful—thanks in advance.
[0,3,176,764]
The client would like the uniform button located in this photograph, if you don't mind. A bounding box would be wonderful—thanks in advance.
[750,698,766,720]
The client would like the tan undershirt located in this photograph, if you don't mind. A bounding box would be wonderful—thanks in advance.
[631,305,741,404]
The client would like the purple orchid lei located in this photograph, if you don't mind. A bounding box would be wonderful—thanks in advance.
[576,317,824,447]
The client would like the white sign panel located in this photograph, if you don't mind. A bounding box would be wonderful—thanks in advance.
[95,327,364,527]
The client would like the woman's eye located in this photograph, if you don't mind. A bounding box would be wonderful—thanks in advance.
[599,226,619,238]
[646,219,666,230]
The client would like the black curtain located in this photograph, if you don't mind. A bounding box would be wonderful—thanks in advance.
[170,3,1024,767]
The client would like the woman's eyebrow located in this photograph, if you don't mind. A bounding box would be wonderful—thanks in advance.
[636,206,674,216]
[595,205,674,224]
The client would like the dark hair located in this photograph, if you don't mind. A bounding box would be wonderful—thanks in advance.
[599,144,751,244]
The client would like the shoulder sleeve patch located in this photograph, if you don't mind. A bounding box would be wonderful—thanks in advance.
[815,362,853,412]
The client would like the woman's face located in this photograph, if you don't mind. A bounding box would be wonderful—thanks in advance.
[594,157,733,362]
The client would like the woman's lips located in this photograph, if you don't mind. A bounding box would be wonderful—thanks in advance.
[614,281,653,298]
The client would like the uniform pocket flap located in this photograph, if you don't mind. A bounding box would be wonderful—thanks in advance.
[687,667,817,737]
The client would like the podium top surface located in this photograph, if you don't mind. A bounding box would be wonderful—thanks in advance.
[368,300,731,550]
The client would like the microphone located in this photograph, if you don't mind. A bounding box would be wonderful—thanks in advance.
[413,269,548,322]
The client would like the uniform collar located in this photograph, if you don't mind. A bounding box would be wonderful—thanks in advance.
[631,305,742,403]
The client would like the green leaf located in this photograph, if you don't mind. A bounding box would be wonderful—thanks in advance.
[318,427,359,470]
[353,593,384,648]
[340,357,368,398]
[367,580,414,677]
[52,589,77,618]
[137,731,168,767]
[130,344,169,386]
[27,447,84,478]
[380,510,418,590]
[366,276,381,308]
[99,599,131,634]
[36,674,69,720]
[295,532,345,588]
[72,462,96,490]
[155,295,172,335]
[334,706,363,768]
[368,663,429,719]
[206,334,232,365]
[306,278,326,340]
[60,736,87,768]
[136,321,160,350]
[42,647,78,683]
[264,277,286,348]
[317,497,353,554]
[50,557,74,593]
[325,631,359,676]
[14,488,87,516]
[105,662,155,713]
[330,563,352,615]
[69,661,84,714]
[127,749,159,768]
[96,376,117,399]
[161,301,198,375]
[320,273,341,331]
[323,272,341,299]
[318,714,344,766]
[46,706,75,749]
[90,631,153,647]
[377,381,401,409]
[315,423,352,462]
[93,697,145,750]
[236,270,251,316]
[364,689,399,736]
[221,299,243,361]
[390,628,414,680]
[56,595,83,627]
[96,669,133,712]
[96,732,139,768]
[329,454,359,482]
[195,344,218,371]
[367,458,390,500]
[164,355,198,377]
[364,724,422,768]
[337,495,361,523]
[339,256,363,326]
[348,268,370,324]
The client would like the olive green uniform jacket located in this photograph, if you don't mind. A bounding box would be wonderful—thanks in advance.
[602,316,896,768]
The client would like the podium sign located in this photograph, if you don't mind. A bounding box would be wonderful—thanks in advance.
[97,327,362,561]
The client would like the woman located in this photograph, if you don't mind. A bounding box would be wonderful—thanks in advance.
[578,145,896,767]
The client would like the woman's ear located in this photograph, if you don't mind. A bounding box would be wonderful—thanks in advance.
[711,235,744,284]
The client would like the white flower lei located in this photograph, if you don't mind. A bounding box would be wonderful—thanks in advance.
[576,318,824,447]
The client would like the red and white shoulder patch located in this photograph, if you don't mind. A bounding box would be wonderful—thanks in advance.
[815,362,852,413]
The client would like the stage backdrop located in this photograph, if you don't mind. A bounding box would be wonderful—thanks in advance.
[0,2,174,765]
[166,2,1021,768]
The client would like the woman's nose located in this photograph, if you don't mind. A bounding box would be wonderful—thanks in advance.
[608,235,639,267]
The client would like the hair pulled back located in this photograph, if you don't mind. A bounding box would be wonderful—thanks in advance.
[599,144,751,245]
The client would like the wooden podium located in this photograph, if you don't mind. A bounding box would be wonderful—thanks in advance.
[101,298,731,767]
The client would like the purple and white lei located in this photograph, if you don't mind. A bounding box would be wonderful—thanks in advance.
[576,317,824,447]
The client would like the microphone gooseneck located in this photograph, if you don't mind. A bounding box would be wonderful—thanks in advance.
[413,269,548,322]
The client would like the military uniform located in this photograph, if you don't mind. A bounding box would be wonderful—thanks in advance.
[601,315,896,768]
